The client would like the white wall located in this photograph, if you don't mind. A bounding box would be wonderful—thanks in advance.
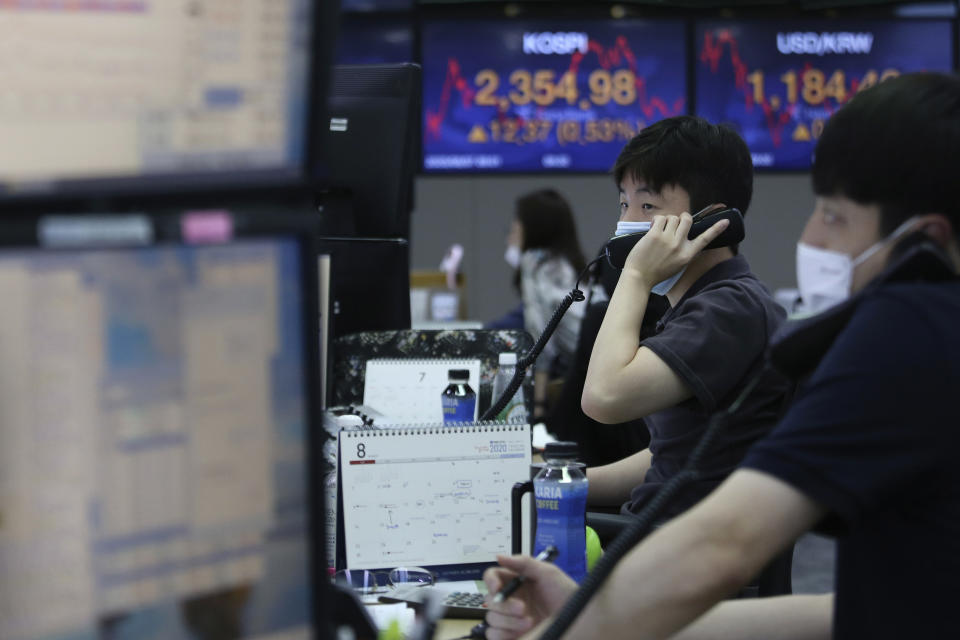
[410,173,816,322]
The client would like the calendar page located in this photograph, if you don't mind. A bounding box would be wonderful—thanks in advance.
[362,359,481,424]
[339,424,532,576]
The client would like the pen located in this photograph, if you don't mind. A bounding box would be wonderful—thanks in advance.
[491,545,559,604]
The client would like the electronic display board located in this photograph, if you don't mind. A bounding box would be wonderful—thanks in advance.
[422,19,687,173]
[695,20,954,169]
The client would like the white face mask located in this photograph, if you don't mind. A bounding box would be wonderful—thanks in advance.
[615,220,651,236]
[614,221,686,296]
[504,245,521,269]
[796,216,917,315]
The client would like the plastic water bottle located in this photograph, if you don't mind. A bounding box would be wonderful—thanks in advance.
[533,441,588,583]
[441,369,476,424]
[491,352,528,424]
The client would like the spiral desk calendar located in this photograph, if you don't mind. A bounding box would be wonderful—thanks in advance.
[338,422,532,580]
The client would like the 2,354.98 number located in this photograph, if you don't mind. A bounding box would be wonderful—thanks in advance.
[474,68,638,108]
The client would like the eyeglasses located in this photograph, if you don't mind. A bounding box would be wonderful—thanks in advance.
[333,567,435,595]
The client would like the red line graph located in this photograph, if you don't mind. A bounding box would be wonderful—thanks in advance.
[425,36,686,141]
[572,36,686,122]
[699,29,796,148]
[425,58,476,140]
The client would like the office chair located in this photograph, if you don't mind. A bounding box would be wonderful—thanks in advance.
[586,511,794,598]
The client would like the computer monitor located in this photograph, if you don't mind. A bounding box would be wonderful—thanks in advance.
[321,236,411,341]
[0,211,326,640]
[0,0,318,205]
[317,236,411,408]
[318,63,421,238]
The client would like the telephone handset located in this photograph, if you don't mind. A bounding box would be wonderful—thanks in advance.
[604,207,745,270]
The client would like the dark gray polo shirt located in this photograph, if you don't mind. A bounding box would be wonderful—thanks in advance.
[622,255,793,518]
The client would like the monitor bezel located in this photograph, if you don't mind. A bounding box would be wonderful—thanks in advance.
[0,0,326,213]
[0,209,328,639]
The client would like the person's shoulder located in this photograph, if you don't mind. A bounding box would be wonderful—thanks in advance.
[868,280,960,308]
[520,249,548,270]
[529,252,577,281]
[684,269,786,325]
[825,281,960,368]
[816,281,960,387]
[697,271,774,301]
[523,249,561,269]
[850,280,960,335]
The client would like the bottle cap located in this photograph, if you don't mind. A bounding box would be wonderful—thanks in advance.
[448,369,471,382]
[498,352,518,366]
[543,441,579,460]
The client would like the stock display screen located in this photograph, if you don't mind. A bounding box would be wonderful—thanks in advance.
[421,19,687,173]
[695,20,953,169]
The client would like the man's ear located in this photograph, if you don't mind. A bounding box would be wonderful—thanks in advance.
[915,213,960,271]
[916,213,954,247]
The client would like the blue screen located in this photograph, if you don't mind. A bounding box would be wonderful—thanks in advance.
[422,19,687,173]
[695,19,954,170]
[0,239,313,640]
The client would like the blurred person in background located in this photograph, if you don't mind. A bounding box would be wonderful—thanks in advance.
[489,189,587,421]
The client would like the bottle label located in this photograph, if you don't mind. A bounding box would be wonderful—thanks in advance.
[441,394,476,423]
[534,479,588,583]
[497,401,528,423]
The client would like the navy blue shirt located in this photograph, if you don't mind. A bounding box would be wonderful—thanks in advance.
[624,255,792,517]
[742,282,960,639]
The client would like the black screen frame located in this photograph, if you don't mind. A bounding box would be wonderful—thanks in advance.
[0,210,329,639]
[318,63,422,239]
[0,0,329,214]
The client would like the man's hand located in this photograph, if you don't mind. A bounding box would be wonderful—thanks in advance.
[624,212,730,289]
[482,554,578,640]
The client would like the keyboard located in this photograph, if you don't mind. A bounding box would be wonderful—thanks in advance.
[378,587,489,619]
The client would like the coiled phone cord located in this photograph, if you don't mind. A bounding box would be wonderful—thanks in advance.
[479,256,602,422]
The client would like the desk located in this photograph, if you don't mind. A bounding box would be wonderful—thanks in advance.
[435,618,477,639]
[362,605,479,639]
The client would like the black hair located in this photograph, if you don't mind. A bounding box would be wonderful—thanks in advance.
[513,189,587,290]
[612,115,754,218]
[813,72,960,238]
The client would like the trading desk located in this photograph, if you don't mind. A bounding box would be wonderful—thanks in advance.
[436,618,478,639]
[360,603,479,639]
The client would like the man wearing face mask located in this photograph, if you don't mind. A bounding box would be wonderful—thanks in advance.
[483,72,960,640]
[580,116,793,532]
